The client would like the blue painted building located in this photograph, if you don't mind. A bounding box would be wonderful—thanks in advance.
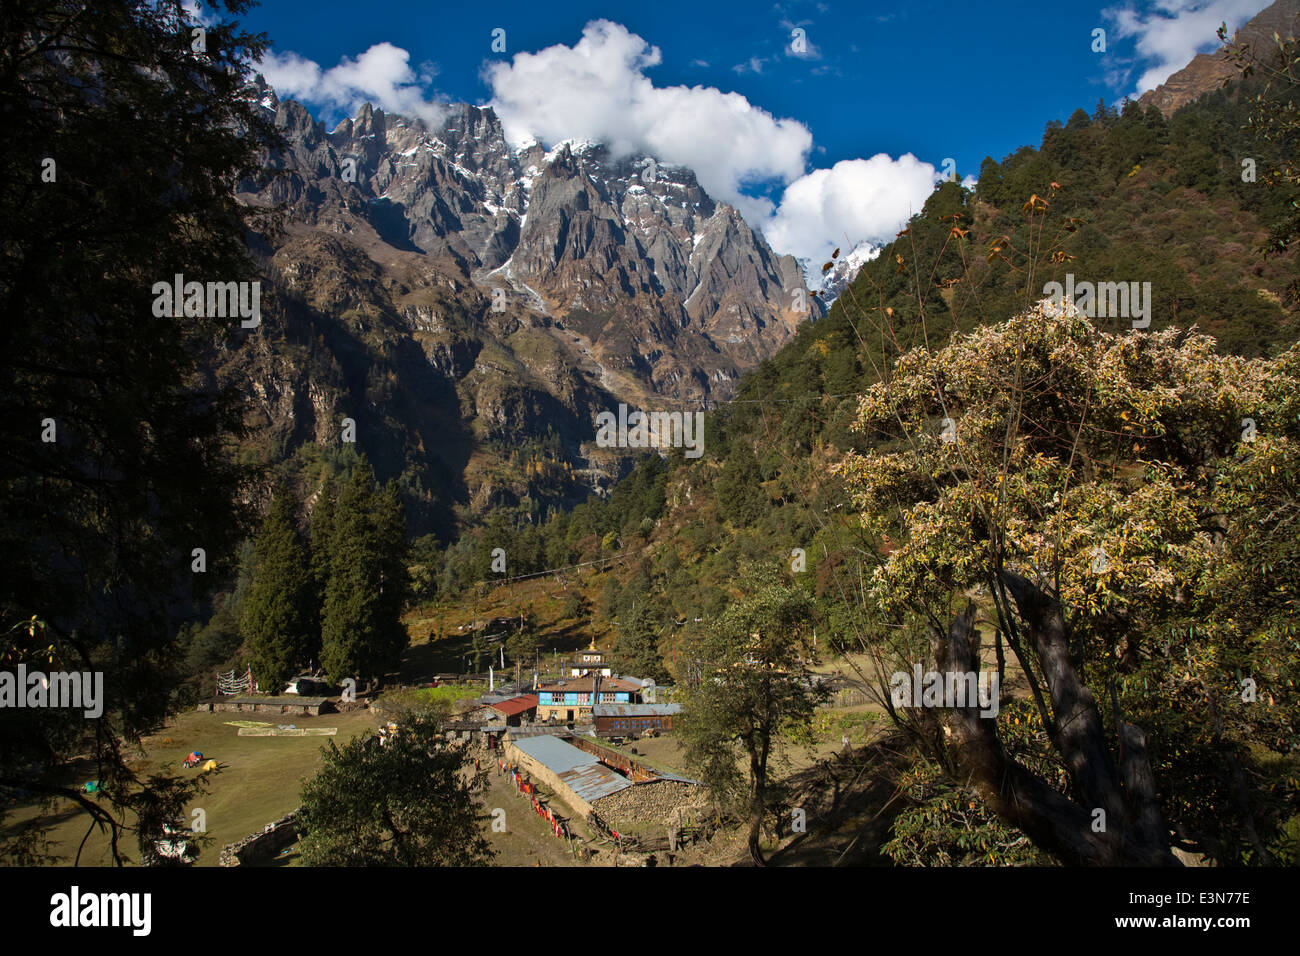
[536,675,641,722]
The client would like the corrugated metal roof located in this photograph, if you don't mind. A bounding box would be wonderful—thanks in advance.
[490,694,538,716]
[592,703,682,717]
[506,726,570,739]
[513,734,632,802]
[652,770,702,785]
[514,734,598,773]
[561,763,632,802]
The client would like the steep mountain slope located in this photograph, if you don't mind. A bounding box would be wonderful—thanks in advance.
[250,87,813,389]
[426,15,1300,610]
[228,85,818,534]
[1138,0,1300,116]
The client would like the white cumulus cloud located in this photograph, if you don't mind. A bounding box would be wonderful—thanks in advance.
[256,21,948,280]
[762,154,946,270]
[258,42,447,128]
[1105,0,1272,98]
[483,20,812,217]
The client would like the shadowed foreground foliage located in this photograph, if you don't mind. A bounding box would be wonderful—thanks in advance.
[297,709,494,866]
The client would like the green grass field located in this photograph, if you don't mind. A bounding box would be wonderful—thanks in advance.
[2,708,380,867]
[377,683,481,711]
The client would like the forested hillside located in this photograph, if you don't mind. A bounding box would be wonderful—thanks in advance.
[426,45,1299,602]
[405,35,1300,865]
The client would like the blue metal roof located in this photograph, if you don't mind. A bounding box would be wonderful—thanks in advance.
[562,764,632,803]
[514,734,597,773]
[512,735,632,803]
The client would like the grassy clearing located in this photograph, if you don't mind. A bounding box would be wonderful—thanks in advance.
[2,708,380,867]
[378,684,481,712]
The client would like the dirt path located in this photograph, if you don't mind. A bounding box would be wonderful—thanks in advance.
[479,753,589,867]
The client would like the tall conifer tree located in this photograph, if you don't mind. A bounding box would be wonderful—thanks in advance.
[241,488,314,692]
[373,481,410,670]
[321,460,377,682]
[319,456,408,683]
[308,473,337,658]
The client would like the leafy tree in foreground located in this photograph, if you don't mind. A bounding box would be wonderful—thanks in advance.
[0,0,279,863]
[882,759,1051,867]
[297,709,494,866]
[835,306,1299,865]
[679,571,828,866]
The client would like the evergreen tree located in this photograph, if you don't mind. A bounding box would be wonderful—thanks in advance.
[308,474,337,652]
[0,0,280,863]
[468,632,490,673]
[373,481,410,670]
[319,457,408,683]
[613,602,669,683]
[241,488,314,693]
[321,460,380,682]
[505,626,539,671]
[715,440,765,525]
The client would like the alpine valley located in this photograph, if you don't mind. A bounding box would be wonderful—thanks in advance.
[230,81,821,537]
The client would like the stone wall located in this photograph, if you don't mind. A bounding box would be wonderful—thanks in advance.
[197,697,332,716]
[219,810,302,866]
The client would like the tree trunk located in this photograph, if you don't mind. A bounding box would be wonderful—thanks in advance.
[748,751,767,867]
[926,574,1179,866]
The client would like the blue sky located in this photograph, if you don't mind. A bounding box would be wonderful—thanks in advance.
[221,0,1273,266]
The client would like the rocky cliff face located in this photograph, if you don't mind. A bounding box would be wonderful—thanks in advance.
[1137,0,1300,116]
[253,91,813,388]
[229,83,818,532]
